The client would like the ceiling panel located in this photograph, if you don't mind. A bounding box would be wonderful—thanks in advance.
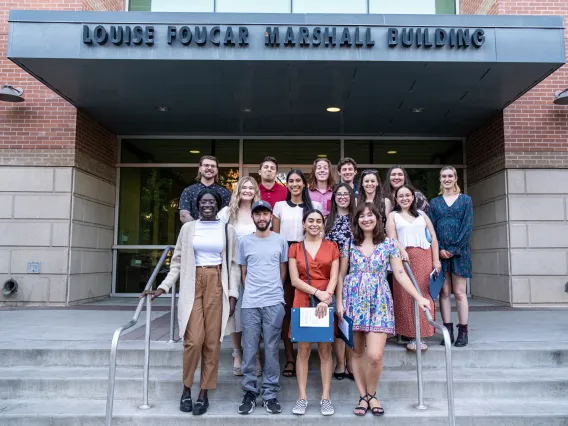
[17,58,557,136]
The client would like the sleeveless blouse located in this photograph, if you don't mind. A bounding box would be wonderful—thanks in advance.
[393,211,431,250]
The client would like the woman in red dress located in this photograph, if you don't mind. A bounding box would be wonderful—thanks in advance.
[288,209,340,416]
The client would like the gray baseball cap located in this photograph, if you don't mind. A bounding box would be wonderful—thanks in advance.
[251,200,273,213]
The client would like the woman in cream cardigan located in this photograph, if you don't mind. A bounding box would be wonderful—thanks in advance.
[141,188,240,416]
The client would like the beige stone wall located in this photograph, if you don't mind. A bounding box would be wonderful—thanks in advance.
[0,166,73,305]
[68,170,115,303]
[0,166,115,305]
[469,171,511,303]
[507,170,568,305]
[469,169,568,306]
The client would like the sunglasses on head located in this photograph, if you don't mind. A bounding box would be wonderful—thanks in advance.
[362,169,379,175]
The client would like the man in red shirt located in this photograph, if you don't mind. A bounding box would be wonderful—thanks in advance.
[258,156,288,208]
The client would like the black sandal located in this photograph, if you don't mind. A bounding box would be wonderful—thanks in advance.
[354,395,369,416]
[367,392,385,416]
[282,361,296,377]
[345,367,355,381]
[333,365,346,380]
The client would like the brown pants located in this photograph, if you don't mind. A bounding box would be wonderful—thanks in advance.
[183,267,223,390]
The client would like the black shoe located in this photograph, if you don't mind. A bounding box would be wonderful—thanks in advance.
[179,389,192,413]
[440,323,455,346]
[455,324,469,347]
[263,398,282,414]
[192,397,209,415]
[238,391,257,415]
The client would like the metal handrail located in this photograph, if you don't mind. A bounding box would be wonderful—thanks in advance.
[105,246,175,426]
[403,261,455,426]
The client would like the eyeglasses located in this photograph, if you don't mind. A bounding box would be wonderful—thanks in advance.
[335,193,350,199]
[199,199,217,206]
[202,164,217,169]
[362,169,378,175]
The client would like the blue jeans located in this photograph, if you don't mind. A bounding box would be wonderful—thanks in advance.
[241,303,285,400]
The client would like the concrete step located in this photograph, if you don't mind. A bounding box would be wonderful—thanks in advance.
[1,397,568,426]
[2,366,568,401]
[2,340,567,369]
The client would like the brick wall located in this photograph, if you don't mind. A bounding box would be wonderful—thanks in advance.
[1,0,120,172]
[466,112,505,184]
[83,0,123,11]
[75,111,117,183]
[460,0,501,15]
[463,0,568,183]
[501,0,568,170]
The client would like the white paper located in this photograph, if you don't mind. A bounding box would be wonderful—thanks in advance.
[338,317,351,339]
[299,308,329,327]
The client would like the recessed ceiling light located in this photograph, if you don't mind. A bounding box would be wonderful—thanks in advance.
[387,150,397,155]
[411,107,424,113]
[189,150,200,154]
[241,107,253,113]
[317,154,327,158]
[327,107,341,113]
[156,105,170,112]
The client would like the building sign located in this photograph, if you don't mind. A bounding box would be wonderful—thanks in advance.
[82,25,485,49]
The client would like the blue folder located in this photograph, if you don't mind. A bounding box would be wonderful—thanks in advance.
[291,307,334,343]
[337,314,355,349]
[429,269,446,301]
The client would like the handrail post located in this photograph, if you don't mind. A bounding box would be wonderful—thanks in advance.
[139,294,152,410]
[168,279,177,343]
[441,324,456,426]
[414,299,427,410]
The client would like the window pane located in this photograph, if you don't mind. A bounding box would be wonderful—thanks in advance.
[243,140,340,165]
[118,167,238,246]
[436,0,456,14]
[217,0,290,13]
[129,0,150,11]
[294,0,366,13]
[121,139,239,164]
[151,0,214,12]
[344,140,463,165]
[116,249,172,293]
[370,0,436,14]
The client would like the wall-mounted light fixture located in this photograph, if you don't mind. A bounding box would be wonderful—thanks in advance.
[0,85,24,103]
[553,89,568,105]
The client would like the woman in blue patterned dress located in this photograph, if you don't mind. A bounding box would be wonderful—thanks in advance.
[336,202,430,417]
[428,166,473,347]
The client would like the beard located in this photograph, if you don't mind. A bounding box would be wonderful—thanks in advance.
[255,222,269,232]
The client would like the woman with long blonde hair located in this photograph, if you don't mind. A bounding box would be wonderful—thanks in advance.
[428,166,473,347]
[218,176,261,376]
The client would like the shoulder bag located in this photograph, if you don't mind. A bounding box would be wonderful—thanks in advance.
[302,241,336,309]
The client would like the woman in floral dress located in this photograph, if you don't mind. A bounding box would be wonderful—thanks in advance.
[428,166,473,347]
[336,202,430,417]
[324,183,355,381]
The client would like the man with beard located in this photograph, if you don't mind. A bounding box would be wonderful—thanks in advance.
[179,155,231,222]
[237,200,288,415]
[258,156,287,208]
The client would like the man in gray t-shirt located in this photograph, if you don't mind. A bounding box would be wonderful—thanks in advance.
[237,200,288,415]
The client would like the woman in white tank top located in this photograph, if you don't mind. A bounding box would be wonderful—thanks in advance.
[386,185,441,352]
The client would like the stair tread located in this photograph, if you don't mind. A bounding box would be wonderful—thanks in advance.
[1,365,566,382]
[2,397,568,418]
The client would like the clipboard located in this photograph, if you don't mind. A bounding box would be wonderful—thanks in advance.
[291,307,334,343]
[337,314,355,349]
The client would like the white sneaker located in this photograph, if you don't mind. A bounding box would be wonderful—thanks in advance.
[292,399,308,415]
[321,399,334,416]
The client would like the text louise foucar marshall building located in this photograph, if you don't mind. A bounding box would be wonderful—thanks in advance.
[82,24,485,49]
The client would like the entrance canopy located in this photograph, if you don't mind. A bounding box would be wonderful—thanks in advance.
[7,11,565,136]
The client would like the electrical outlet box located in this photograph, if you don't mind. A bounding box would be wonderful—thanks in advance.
[27,262,41,274]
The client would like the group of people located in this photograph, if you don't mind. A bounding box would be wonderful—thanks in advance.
[141,154,473,417]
